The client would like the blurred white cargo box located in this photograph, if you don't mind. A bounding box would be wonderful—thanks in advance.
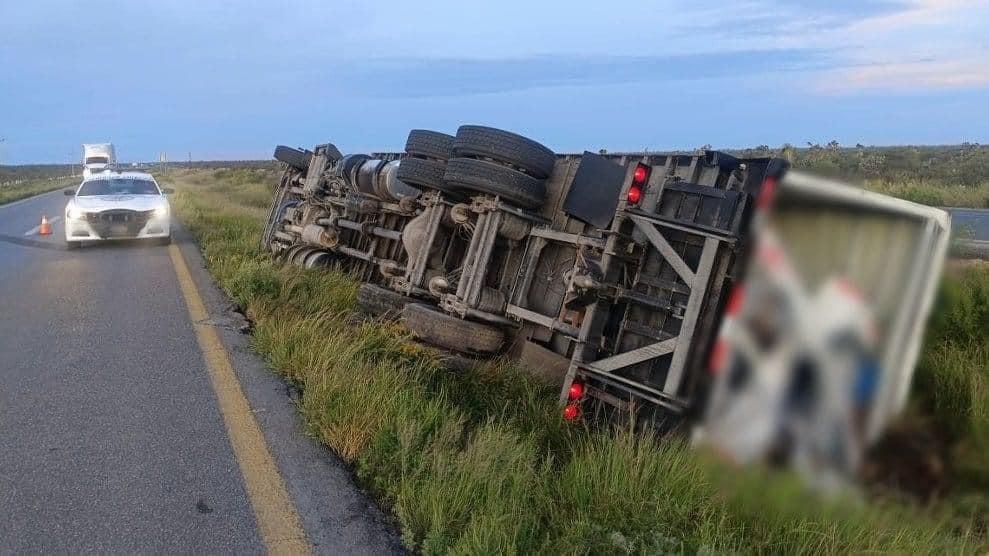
[697,170,951,487]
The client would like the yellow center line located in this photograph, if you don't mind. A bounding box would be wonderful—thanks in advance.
[168,244,310,555]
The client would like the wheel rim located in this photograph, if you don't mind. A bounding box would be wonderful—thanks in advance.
[292,247,314,266]
[304,250,333,268]
[280,244,305,264]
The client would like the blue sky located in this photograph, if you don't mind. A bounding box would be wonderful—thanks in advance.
[1,0,988,163]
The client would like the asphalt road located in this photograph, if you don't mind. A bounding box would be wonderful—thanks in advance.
[947,207,989,240]
[0,189,402,554]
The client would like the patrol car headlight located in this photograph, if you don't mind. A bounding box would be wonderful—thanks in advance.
[67,207,85,220]
[153,205,169,217]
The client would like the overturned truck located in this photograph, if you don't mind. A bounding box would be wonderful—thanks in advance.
[262,126,949,475]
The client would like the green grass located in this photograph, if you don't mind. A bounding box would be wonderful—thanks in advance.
[163,168,987,554]
[913,265,989,498]
[863,179,989,209]
[0,175,76,205]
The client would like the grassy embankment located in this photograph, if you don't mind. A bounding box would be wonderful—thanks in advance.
[911,268,989,500]
[866,180,989,209]
[0,175,76,205]
[162,167,987,554]
[777,142,989,209]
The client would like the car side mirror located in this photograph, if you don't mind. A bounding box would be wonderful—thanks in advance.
[161,187,175,194]
[64,189,76,196]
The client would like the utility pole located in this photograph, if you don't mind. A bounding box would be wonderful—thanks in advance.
[0,137,6,167]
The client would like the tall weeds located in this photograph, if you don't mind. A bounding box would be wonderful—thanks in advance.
[165,169,984,554]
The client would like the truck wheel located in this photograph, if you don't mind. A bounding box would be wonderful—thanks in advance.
[273,145,313,172]
[402,303,504,354]
[279,244,306,264]
[262,199,298,253]
[444,157,545,209]
[303,250,335,269]
[397,157,460,195]
[452,125,556,179]
[357,284,411,318]
[405,130,455,161]
[291,246,314,266]
[261,179,288,250]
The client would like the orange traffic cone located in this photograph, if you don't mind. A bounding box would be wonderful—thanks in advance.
[39,215,52,236]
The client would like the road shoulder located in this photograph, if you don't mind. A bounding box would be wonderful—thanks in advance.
[172,224,405,555]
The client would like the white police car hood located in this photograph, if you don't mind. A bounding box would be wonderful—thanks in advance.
[72,194,168,212]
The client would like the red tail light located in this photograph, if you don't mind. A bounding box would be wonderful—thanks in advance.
[756,175,778,210]
[708,339,729,374]
[627,163,650,205]
[568,381,585,401]
[725,284,746,316]
[633,164,649,184]
[709,284,745,374]
[563,404,581,421]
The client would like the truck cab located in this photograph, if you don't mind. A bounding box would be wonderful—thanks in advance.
[82,143,116,178]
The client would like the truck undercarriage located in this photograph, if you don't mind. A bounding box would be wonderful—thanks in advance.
[262,128,782,424]
[261,125,950,480]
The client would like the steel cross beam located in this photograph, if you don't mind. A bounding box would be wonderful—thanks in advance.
[585,337,677,373]
[630,215,695,284]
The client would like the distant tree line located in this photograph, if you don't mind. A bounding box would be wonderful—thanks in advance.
[0,164,74,183]
[4,145,988,189]
[0,160,278,184]
[732,142,989,187]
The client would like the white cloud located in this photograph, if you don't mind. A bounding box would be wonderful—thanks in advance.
[817,0,989,92]
[711,0,989,93]
[847,0,982,33]
[817,57,989,92]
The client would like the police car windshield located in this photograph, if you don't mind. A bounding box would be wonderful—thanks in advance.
[77,178,160,196]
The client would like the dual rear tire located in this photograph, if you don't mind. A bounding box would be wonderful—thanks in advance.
[444,125,555,209]
[443,157,545,209]
[397,130,463,197]
[399,126,556,210]
[402,303,504,354]
[356,285,506,355]
[451,125,555,179]
[357,283,411,318]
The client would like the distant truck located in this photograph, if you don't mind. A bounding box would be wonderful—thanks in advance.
[82,143,116,178]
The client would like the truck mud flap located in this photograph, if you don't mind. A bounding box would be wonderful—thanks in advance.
[562,152,627,228]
